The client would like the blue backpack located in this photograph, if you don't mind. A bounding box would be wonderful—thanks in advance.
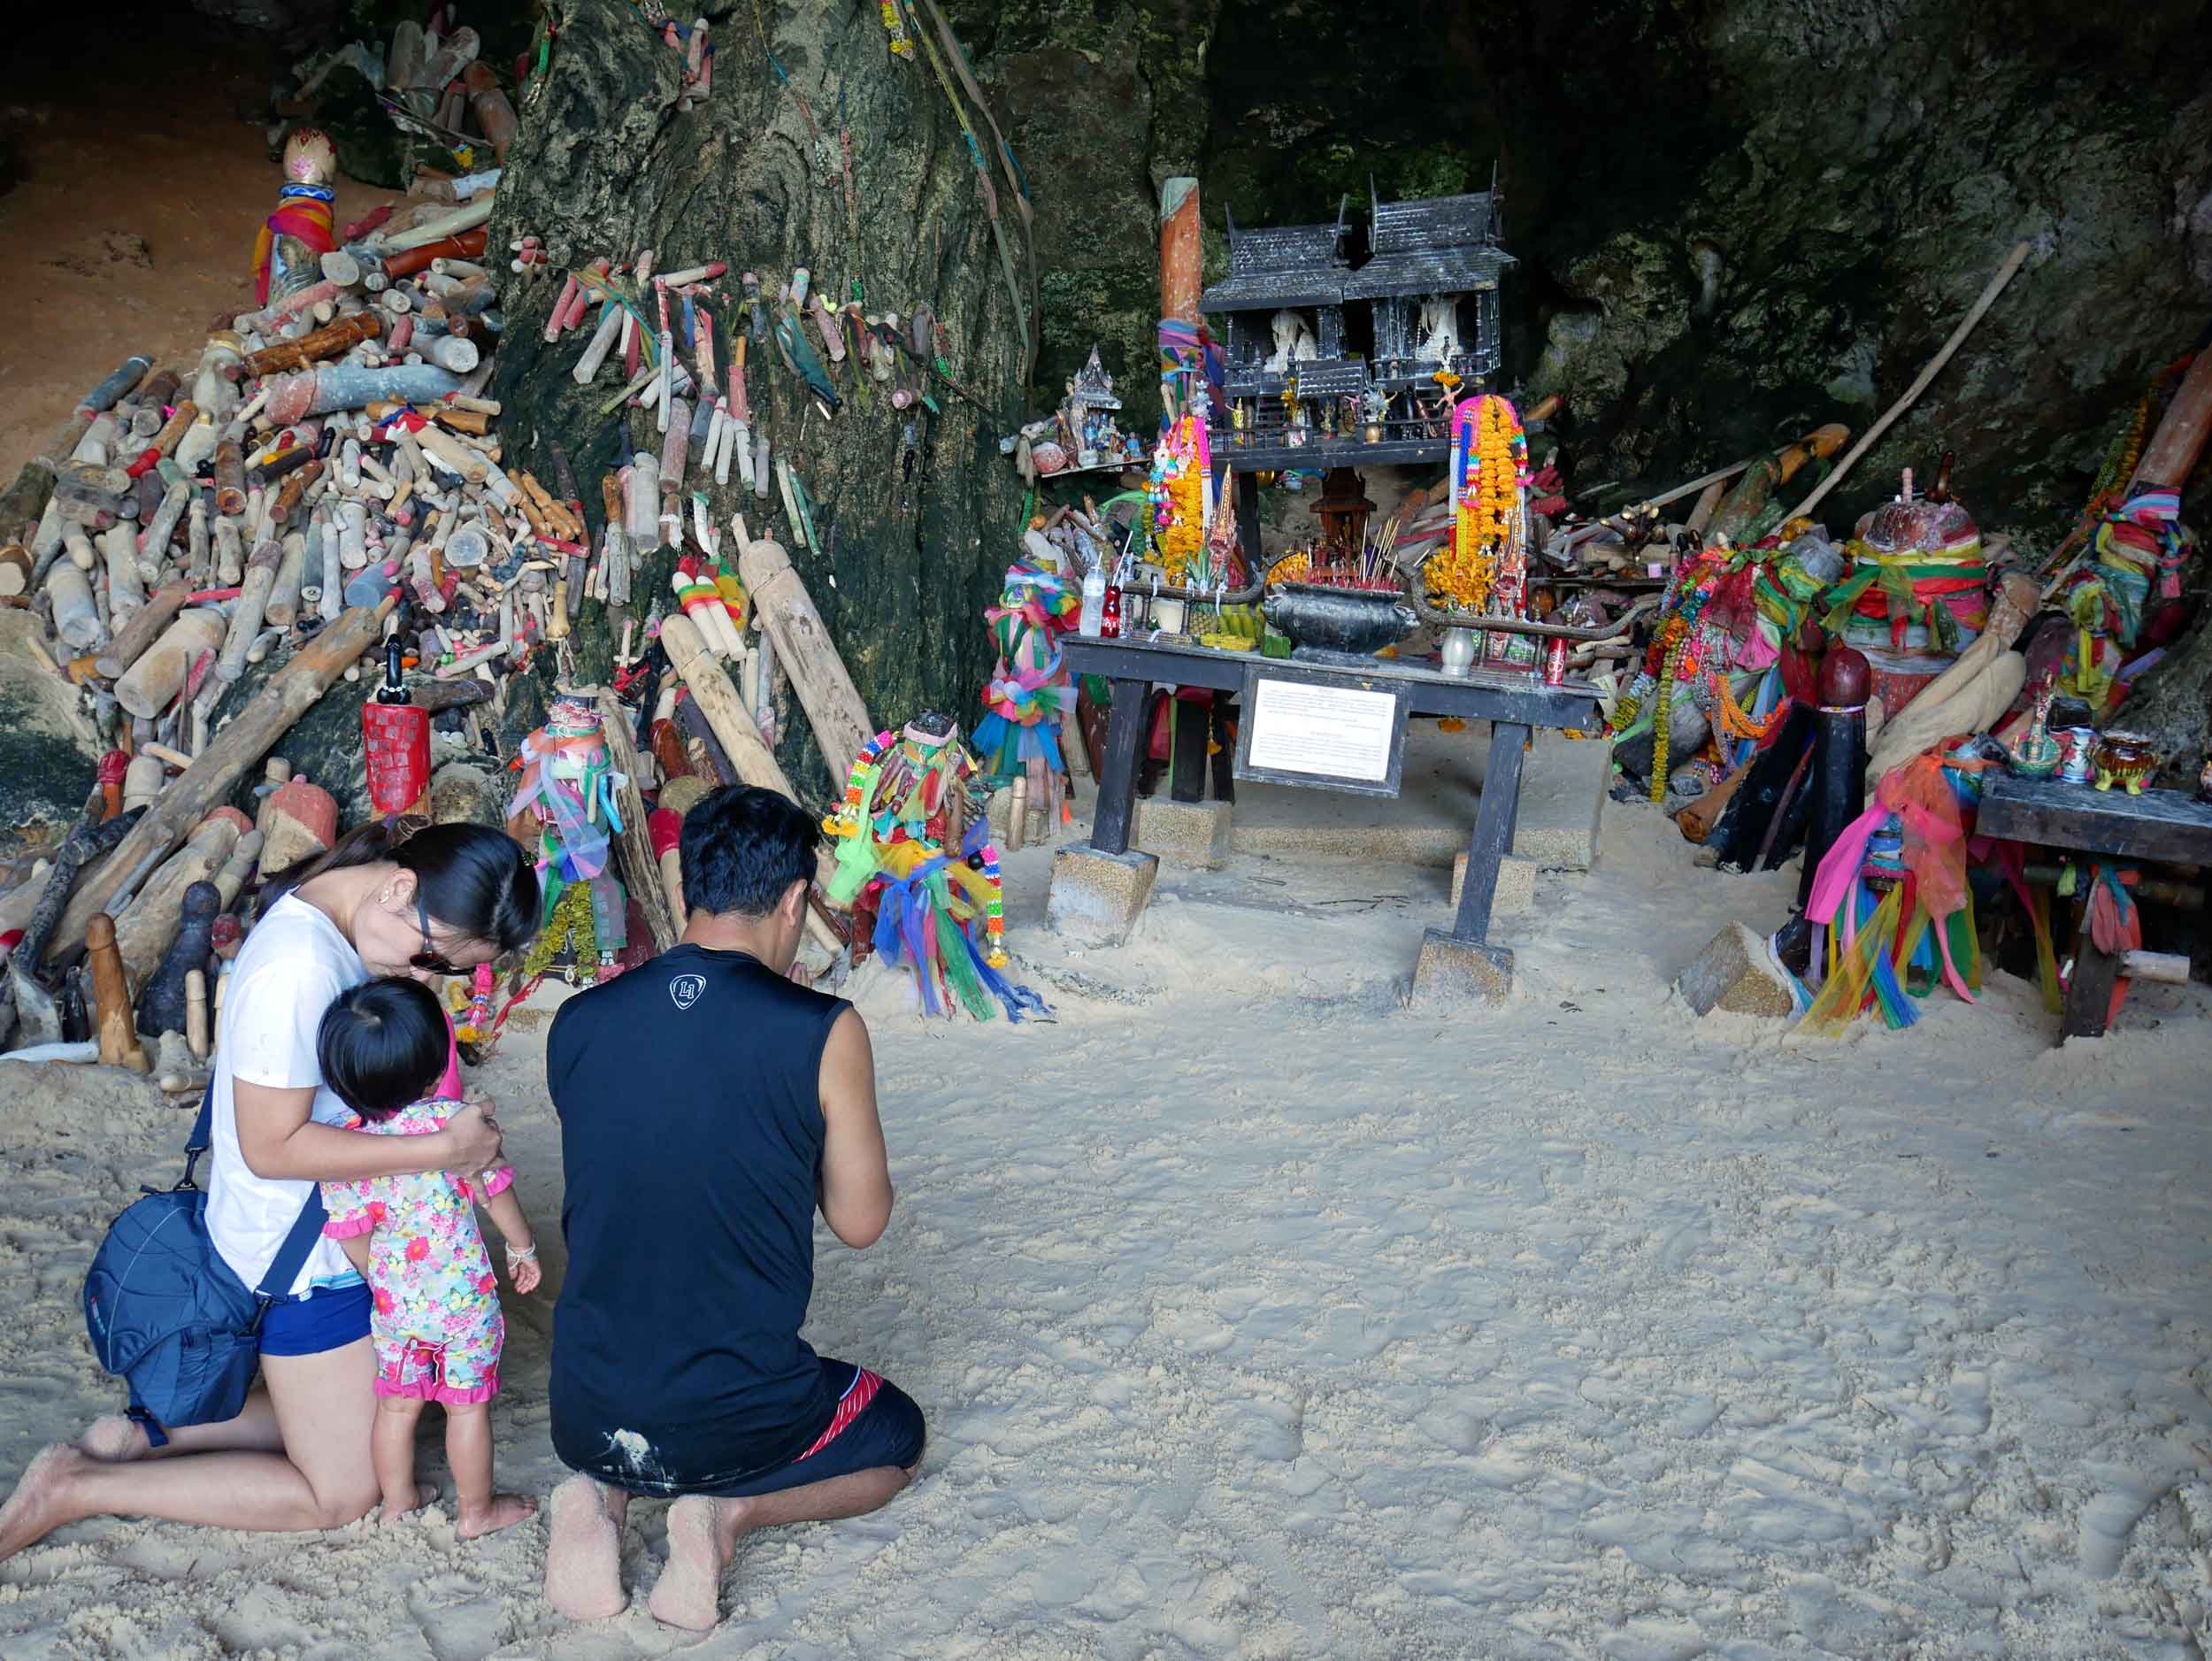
[82,1081,326,1447]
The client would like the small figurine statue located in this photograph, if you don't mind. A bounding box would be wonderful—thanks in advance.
[1417,296,1462,366]
[1264,309,1319,373]
[1360,387,1390,442]
[254,127,339,307]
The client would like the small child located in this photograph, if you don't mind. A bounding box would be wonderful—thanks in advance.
[317,977,541,1538]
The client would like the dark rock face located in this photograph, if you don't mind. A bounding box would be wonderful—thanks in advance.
[979,0,2209,536]
[1499,0,2212,536]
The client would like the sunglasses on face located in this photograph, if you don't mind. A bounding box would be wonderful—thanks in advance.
[411,895,467,976]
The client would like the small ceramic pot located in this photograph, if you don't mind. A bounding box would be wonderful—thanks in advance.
[2055,727,2098,785]
[2093,731,2158,795]
[1439,627,1478,678]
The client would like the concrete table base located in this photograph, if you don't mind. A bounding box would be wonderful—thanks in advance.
[1134,797,1233,868]
[1046,842,1160,947]
[1410,927,1514,1004]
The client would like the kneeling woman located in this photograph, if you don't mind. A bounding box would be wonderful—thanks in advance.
[0,823,538,1557]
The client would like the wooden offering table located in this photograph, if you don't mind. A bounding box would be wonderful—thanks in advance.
[1977,774,2212,1042]
[1052,635,1602,999]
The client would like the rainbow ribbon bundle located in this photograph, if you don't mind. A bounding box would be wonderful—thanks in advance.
[251,182,336,305]
[1800,749,1992,1033]
[972,563,1078,782]
[822,730,1043,1022]
[2058,488,2194,709]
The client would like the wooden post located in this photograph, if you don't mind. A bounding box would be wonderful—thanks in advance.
[660,613,845,954]
[2129,349,2212,494]
[733,519,873,778]
[185,968,210,1061]
[87,914,150,1072]
[48,599,394,960]
[1159,177,1202,326]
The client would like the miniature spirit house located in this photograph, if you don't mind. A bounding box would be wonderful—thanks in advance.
[1343,183,1514,391]
[1200,205,1355,451]
[1062,345,1132,467]
[1200,181,1514,468]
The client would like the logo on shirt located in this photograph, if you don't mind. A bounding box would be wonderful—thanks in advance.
[669,973,707,1011]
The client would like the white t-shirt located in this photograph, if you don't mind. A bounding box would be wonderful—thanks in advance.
[205,894,370,1298]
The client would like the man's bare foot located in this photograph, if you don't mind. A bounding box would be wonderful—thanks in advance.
[0,1445,88,1559]
[646,1496,727,1631]
[545,1477,627,1622]
[458,1491,538,1539]
[380,1482,441,1527]
[76,1416,149,1463]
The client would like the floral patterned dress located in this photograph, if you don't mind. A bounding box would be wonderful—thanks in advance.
[320,1097,512,1404]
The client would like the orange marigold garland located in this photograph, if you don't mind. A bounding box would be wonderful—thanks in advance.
[1149,411,1212,586]
[1426,395,1527,611]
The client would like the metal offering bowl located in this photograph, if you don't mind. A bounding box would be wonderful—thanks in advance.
[1260,580,1417,659]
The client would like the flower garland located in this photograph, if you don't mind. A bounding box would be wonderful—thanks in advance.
[1709,668,1783,742]
[1425,395,1527,612]
[1149,411,1210,586]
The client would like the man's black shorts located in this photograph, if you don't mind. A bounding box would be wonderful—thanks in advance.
[565,1357,926,1500]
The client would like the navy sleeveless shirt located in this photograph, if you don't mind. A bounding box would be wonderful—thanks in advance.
[546,944,849,1493]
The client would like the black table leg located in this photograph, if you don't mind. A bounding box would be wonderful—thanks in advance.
[1091,677,1148,856]
[1170,694,1209,804]
[1451,721,1528,945]
[1211,695,1238,803]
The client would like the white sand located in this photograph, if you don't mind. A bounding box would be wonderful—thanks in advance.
[2,811,2208,1658]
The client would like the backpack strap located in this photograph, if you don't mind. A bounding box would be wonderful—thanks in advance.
[253,1186,330,1309]
[177,1077,216,1191]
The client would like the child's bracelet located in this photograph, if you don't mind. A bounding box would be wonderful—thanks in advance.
[506,1243,538,1263]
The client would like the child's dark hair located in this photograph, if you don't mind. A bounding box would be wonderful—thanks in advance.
[318,978,448,1121]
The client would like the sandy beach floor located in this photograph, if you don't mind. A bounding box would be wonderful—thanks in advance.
[2,810,2207,1658]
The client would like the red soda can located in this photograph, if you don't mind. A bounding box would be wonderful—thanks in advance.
[1542,634,1569,686]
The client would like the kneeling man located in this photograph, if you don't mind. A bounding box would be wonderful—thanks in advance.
[542,785,923,1629]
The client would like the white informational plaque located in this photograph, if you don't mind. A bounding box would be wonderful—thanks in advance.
[1236,671,1407,797]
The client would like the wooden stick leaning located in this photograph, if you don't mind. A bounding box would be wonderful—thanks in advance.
[1785,241,2031,523]
[48,597,396,962]
[658,613,844,957]
[592,687,680,953]
[732,515,873,779]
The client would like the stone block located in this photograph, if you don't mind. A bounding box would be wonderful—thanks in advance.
[1513,732,1608,872]
[1409,927,1514,1004]
[1450,850,1537,915]
[1134,797,1233,868]
[1045,842,1159,946]
[1674,921,1795,1019]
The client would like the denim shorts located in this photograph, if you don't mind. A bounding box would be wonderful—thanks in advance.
[258,1281,373,1357]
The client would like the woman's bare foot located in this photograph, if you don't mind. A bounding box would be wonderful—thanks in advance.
[545,1477,627,1621]
[646,1496,727,1631]
[76,1416,149,1463]
[0,1445,88,1559]
[457,1491,537,1539]
[380,1482,441,1527]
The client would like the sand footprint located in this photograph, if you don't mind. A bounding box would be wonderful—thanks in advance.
[406,1570,506,1661]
